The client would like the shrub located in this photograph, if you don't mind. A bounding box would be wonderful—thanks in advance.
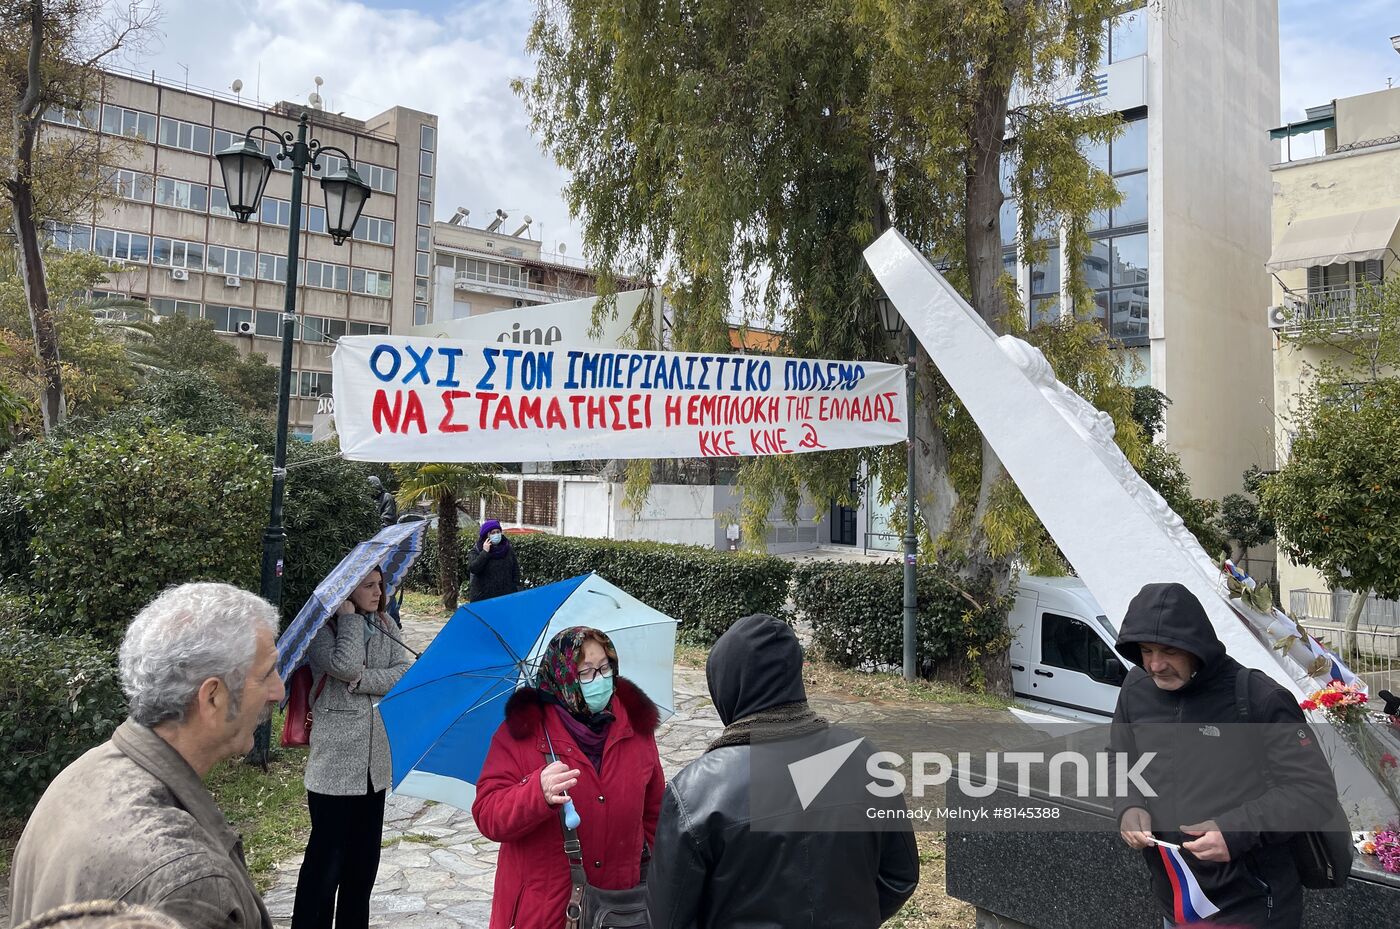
[11,428,268,641]
[0,620,127,816]
[792,561,1011,677]
[513,535,792,646]
[279,439,381,626]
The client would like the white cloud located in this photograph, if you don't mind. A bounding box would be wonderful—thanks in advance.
[1278,1,1399,122]
[135,0,581,254]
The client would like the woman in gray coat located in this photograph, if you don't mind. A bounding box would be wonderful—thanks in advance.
[291,567,412,929]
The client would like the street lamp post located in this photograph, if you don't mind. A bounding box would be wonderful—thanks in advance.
[217,113,371,763]
[877,297,918,682]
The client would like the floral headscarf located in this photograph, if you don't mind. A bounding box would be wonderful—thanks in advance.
[535,626,619,718]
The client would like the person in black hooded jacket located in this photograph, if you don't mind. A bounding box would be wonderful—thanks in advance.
[1108,582,1339,928]
[646,613,920,929]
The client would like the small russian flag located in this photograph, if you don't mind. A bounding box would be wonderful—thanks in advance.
[1157,844,1222,923]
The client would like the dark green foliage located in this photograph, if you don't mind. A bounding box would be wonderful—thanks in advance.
[792,561,1011,677]
[510,535,792,646]
[8,428,267,641]
[1131,386,1170,441]
[279,440,381,626]
[0,597,127,815]
[54,369,274,451]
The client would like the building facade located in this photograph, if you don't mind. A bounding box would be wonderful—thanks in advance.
[1267,84,1400,615]
[1001,2,1279,502]
[40,68,437,433]
[427,209,611,324]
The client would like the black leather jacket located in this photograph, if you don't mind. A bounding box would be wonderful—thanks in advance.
[646,741,920,929]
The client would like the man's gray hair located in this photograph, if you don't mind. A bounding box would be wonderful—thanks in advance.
[119,582,278,727]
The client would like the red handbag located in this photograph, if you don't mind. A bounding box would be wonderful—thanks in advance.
[280,665,329,748]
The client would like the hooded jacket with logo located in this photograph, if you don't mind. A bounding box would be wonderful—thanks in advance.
[1107,583,1339,921]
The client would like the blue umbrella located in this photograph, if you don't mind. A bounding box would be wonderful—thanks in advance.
[378,572,677,812]
[275,518,432,682]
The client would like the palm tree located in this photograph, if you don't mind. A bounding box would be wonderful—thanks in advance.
[394,463,513,612]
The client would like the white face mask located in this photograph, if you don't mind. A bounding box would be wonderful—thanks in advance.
[488,532,503,544]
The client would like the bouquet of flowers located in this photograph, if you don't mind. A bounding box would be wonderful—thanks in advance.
[1355,825,1400,875]
[1301,681,1370,726]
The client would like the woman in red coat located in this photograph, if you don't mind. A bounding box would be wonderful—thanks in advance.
[472,626,664,929]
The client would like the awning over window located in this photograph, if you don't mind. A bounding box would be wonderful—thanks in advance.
[1267,205,1400,271]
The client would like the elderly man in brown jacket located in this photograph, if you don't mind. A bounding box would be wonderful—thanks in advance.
[8,582,286,929]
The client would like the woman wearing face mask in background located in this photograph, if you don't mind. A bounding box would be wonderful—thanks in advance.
[471,627,663,929]
[467,519,520,603]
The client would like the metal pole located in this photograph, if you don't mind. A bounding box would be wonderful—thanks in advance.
[249,113,310,766]
[902,329,918,682]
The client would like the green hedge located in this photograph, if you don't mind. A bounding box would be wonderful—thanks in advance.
[792,562,1011,677]
[0,593,127,816]
[8,428,268,641]
[512,535,793,646]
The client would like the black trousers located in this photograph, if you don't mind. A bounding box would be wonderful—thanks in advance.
[291,784,387,929]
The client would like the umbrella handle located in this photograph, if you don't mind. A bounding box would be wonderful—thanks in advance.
[562,798,581,830]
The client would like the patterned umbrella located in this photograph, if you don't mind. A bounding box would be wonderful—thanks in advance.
[275,518,432,682]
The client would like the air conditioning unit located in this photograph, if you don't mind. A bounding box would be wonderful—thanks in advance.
[170,268,189,281]
[1266,305,1291,330]
[513,299,526,308]
[236,320,254,336]
[225,275,242,288]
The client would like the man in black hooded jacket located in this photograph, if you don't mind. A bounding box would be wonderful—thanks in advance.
[1108,583,1339,928]
[647,614,920,929]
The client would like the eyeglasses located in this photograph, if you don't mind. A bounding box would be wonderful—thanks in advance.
[577,663,613,684]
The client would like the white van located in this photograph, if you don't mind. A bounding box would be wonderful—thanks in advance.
[1008,576,1129,722]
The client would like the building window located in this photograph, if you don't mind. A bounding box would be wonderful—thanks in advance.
[351,268,392,298]
[420,124,436,152]
[296,371,334,398]
[101,105,156,141]
[1029,246,1061,327]
[205,304,253,333]
[352,215,395,246]
[305,260,350,291]
[416,252,430,277]
[258,253,289,283]
[157,117,212,154]
[319,153,396,194]
[418,176,433,200]
[43,105,98,129]
[207,245,257,279]
[256,310,281,337]
[415,277,429,302]
[1108,6,1148,64]
[417,200,432,225]
[154,177,209,213]
[414,302,429,326]
[150,298,201,319]
[110,168,154,203]
[454,255,526,287]
[1083,233,1148,341]
[93,227,150,263]
[417,225,431,252]
[44,222,93,252]
[152,237,206,271]
[419,150,434,176]
[213,128,240,153]
[261,197,293,227]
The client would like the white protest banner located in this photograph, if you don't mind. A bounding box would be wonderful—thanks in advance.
[331,335,906,463]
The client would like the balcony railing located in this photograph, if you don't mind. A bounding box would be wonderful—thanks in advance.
[1280,284,1384,333]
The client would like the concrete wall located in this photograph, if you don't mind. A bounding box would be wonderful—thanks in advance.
[1153,0,1279,500]
[612,483,716,547]
[1336,87,1400,149]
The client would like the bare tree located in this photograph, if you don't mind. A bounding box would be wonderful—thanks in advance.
[1,0,157,433]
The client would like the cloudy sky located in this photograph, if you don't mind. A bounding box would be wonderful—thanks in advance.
[127,0,1400,259]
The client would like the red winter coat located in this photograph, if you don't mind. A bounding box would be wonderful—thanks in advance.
[471,678,664,929]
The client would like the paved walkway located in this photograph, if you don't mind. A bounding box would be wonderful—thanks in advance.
[261,615,728,929]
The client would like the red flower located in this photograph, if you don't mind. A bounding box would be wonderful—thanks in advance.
[1382,754,1398,769]
[1301,700,1318,711]
[1319,691,1345,708]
